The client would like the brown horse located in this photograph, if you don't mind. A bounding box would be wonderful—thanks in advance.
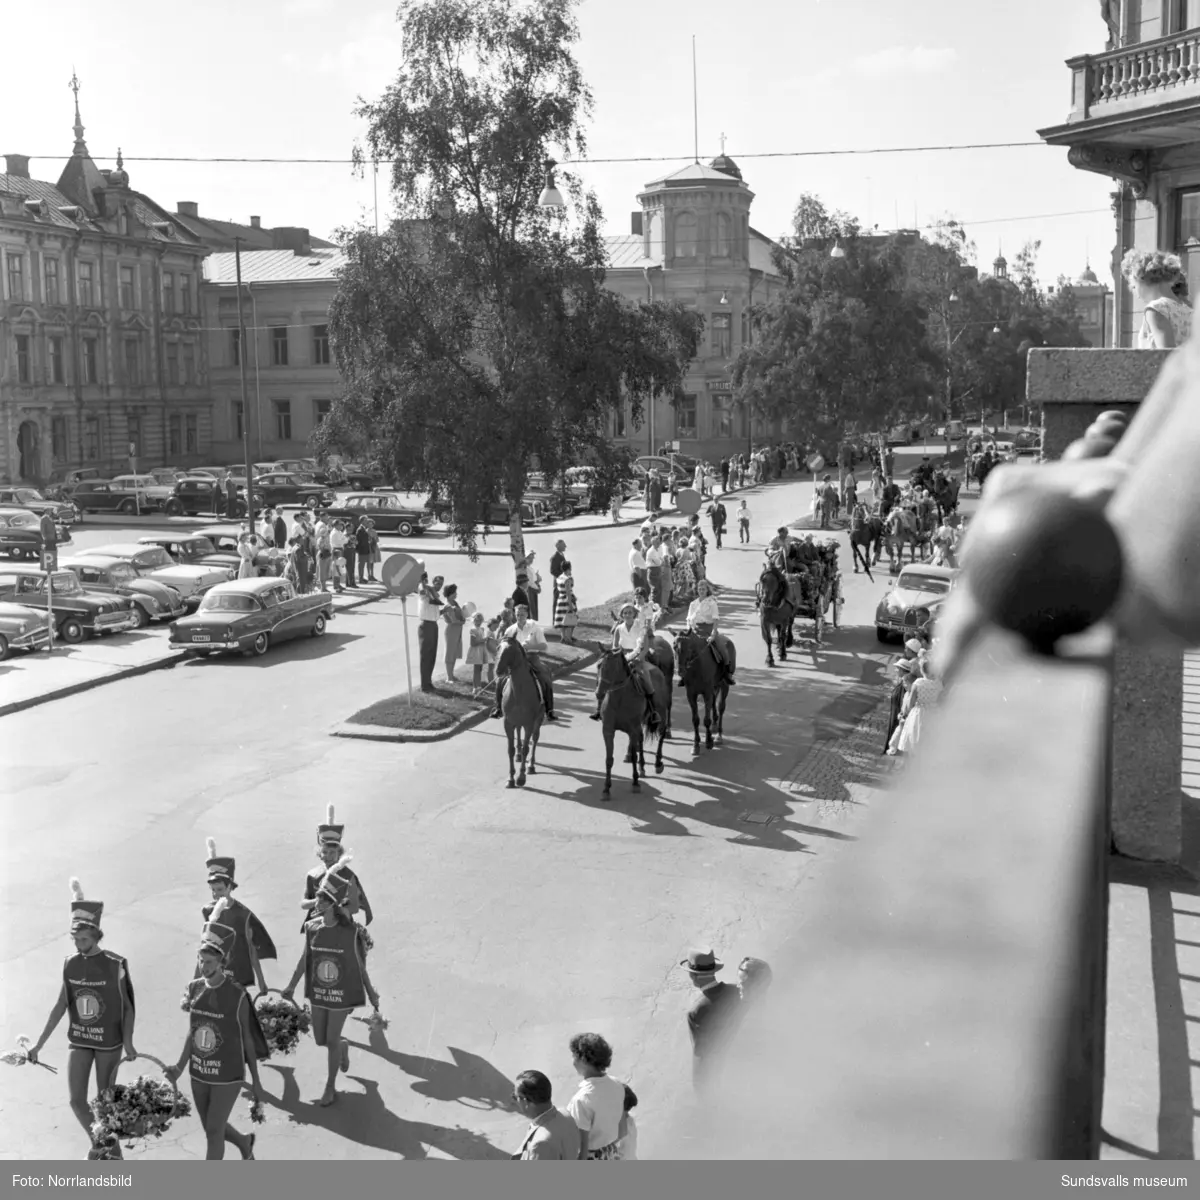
[496,636,543,789]
[756,564,795,667]
[674,627,733,752]
[596,647,670,797]
[848,510,881,578]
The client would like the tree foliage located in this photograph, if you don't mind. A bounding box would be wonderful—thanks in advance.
[313,0,702,564]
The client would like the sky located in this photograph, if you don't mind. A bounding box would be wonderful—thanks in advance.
[3,0,1114,287]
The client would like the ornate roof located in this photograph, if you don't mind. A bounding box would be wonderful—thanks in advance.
[710,153,743,181]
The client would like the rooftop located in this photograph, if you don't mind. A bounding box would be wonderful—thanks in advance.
[642,161,754,190]
[203,248,347,284]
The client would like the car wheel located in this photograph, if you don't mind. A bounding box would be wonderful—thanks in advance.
[312,613,327,637]
[397,521,414,537]
[119,499,137,514]
[60,618,85,644]
[250,632,270,656]
[875,627,891,644]
[306,496,320,510]
[131,604,151,629]
[164,499,184,516]
[0,634,8,661]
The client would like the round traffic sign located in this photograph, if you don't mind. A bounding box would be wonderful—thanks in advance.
[675,488,702,516]
[382,553,425,596]
[806,454,825,473]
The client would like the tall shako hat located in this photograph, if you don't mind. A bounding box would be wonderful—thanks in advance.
[316,851,355,905]
[198,896,237,957]
[317,803,344,847]
[69,878,103,933]
[204,837,237,888]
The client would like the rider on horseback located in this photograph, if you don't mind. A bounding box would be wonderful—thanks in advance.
[490,604,558,722]
[685,579,736,686]
[589,601,659,721]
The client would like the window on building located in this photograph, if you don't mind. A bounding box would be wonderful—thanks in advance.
[1178,188,1200,246]
[124,338,141,385]
[313,398,332,426]
[712,312,732,358]
[230,327,241,366]
[712,395,734,438]
[49,335,64,384]
[166,342,180,384]
[15,334,31,383]
[83,337,98,385]
[1167,0,1200,34]
[44,257,60,305]
[119,264,135,309]
[185,414,198,454]
[232,401,245,440]
[676,394,697,439]
[612,405,627,438]
[83,415,100,461]
[182,342,195,385]
[6,252,24,301]
[271,327,289,366]
[169,414,182,457]
[274,399,292,440]
[674,212,697,259]
[740,308,751,347]
[128,413,142,457]
[77,261,95,307]
[313,324,331,365]
[714,212,732,256]
[162,271,175,313]
[179,273,192,315]
[52,416,68,462]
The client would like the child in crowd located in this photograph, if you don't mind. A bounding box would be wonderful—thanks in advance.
[617,1083,639,1160]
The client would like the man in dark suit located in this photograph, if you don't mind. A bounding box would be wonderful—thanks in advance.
[272,510,287,550]
[549,540,567,581]
[884,660,915,753]
[682,948,741,1097]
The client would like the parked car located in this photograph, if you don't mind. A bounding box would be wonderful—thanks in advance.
[0,565,140,643]
[0,509,72,560]
[109,474,176,510]
[425,497,546,527]
[272,458,319,476]
[170,577,335,657]
[188,465,233,481]
[149,468,188,488]
[49,467,105,488]
[634,456,690,487]
[163,478,251,519]
[252,472,336,511]
[57,555,187,628]
[77,543,234,608]
[322,462,385,490]
[0,487,78,525]
[319,494,434,537]
[71,480,151,516]
[135,533,247,574]
[0,600,53,659]
[875,563,960,643]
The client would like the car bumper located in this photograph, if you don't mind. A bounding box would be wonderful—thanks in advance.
[9,627,52,650]
[93,613,140,634]
[173,637,245,652]
[155,605,189,621]
[875,610,932,634]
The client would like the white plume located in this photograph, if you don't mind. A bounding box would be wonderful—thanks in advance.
[69,877,83,901]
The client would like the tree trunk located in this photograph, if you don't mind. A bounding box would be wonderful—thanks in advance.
[508,506,527,584]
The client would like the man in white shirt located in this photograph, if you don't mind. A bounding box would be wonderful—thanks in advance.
[417,572,443,692]
[644,536,666,609]
[737,500,751,544]
[329,521,347,592]
[491,604,557,721]
[628,539,648,593]
[313,516,333,591]
[685,579,736,684]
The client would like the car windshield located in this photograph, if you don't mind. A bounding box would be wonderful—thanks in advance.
[135,548,173,568]
[0,512,37,527]
[897,572,952,595]
[16,489,42,502]
[198,593,260,613]
[41,574,83,596]
[290,473,317,484]
[109,564,138,583]
[184,538,217,554]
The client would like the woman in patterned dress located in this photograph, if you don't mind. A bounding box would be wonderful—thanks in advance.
[1123,249,1193,349]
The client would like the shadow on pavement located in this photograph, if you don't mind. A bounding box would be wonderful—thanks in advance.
[175,630,364,667]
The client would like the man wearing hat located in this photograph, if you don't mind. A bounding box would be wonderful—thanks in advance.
[200,839,277,994]
[884,659,916,752]
[417,571,444,692]
[681,949,740,1096]
[301,805,373,927]
[28,879,138,1157]
[492,603,558,721]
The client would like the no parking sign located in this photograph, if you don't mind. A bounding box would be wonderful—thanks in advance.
[382,553,425,707]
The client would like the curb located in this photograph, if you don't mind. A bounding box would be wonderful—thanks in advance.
[0,586,393,720]
[331,645,603,745]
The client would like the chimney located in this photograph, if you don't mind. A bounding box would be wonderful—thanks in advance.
[631,212,643,236]
[5,154,31,178]
[177,201,199,218]
[270,226,312,256]
[250,215,262,229]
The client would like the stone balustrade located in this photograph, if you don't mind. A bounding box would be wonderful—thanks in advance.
[1068,30,1200,120]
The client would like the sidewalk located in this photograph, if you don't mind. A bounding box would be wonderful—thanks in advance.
[0,583,391,718]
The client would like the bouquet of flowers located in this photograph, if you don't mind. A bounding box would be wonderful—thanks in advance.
[1,1035,57,1073]
[254,992,312,1056]
[90,1073,191,1153]
[356,924,374,957]
[249,1096,266,1124]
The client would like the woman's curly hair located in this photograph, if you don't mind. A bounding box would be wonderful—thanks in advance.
[568,1032,613,1072]
[1122,248,1186,287]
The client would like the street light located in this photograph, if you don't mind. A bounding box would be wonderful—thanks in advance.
[537,159,566,210]
[829,239,846,259]
[718,290,729,306]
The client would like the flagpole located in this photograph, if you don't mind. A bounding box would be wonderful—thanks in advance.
[692,36,699,163]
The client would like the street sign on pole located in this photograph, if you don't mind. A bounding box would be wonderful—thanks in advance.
[382,553,425,707]
[40,514,57,654]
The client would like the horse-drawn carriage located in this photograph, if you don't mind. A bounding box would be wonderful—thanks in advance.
[757,537,844,664]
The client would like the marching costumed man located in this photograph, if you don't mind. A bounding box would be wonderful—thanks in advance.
[281,852,381,1108]
[27,879,137,1159]
[200,839,277,995]
[166,898,268,1160]
[300,805,373,929]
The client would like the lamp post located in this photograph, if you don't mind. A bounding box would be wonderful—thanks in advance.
[234,238,254,535]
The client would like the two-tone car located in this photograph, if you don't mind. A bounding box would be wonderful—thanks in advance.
[58,555,187,627]
[0,565,140,643]
[191,526,283,575]
[875,563,960,643]
[110,474,176,511]
[77,543,234,610]
[0,487,78,526]
[319,493,434,537]
[0,600,54,659]
[170,577,335,658]
[0,508,73,560]
[136,533,245,574]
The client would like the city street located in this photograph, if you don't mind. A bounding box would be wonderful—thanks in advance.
[0,467,923,1160]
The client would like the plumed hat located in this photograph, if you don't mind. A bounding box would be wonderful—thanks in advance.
[317,803,344,846]
[204,837,237,887]
[69,878,103,933]
[198,896,237,957]
[316,851,355,905]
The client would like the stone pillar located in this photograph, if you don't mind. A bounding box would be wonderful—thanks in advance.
[1027,348,1183,863]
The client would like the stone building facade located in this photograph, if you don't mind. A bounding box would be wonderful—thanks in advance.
[0,82,212,483]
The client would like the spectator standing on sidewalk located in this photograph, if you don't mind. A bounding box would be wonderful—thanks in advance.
[645,535,666,610]
[708,497,727,549]
[629,538,648,593]
[565,1034,626,1160]
[329,521,347,593]
[441,584,464,682]
[313,514,333,592]
[417,573,443,693]
[549,540,567,582]
[737,499,751,543]
[354,519,371,585]
[343,520,358,589]
[511,1071,582,1160]
[681,949,740,1098]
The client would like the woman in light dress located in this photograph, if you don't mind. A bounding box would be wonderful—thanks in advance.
[237,533,257,580]
[1123,249,1193,349]
[886,657,942,755]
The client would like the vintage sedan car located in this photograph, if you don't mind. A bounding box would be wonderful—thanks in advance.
[170,578,335,657]
[78,543,234,608]
[163,477,252,518]
[72,480,147,515]
[110,474,176,510]
[252,472,336,510]
[0,508,72,560]
[424,497,546,527]
[0,487,77,525]
[136,533,245,573]
[58,554,187,627]
[0,565,140,643]
[0,600,54,659]
[875,563,960,643]
[320,493,434,537]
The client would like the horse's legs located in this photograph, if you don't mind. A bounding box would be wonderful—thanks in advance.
[527,722,540,776]
[762,622,775,667]
[703,691,714,750]
[630,733,641,791]
[602,727,614,797]
[516,728,528,788]
[506,725,517,788]
[690,690,701,753]
[716,683,728,742]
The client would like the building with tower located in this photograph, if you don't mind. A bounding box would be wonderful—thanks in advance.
[1067,263,1113,347]
[0,77,213,483]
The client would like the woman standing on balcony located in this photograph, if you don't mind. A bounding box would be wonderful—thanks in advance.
[1123,249,1193,349]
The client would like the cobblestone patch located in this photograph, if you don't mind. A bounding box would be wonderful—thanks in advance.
[783,698,903,819]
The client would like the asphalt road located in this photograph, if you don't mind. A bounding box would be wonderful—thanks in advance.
[0,463,930,1160]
